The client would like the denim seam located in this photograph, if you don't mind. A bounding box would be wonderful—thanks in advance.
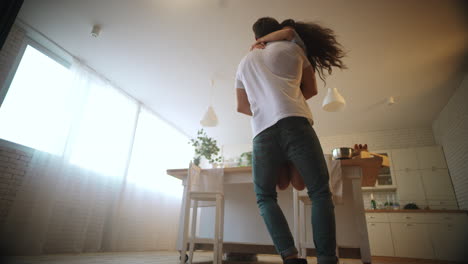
[279,245,298,260]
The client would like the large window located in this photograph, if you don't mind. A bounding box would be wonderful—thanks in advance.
[67,81,139,177]
[0,40,192,189]
[126,108,193,196]
[0,44,72,154]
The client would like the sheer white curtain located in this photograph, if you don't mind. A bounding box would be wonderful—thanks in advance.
[0,59,190,255]
[106,108,192,251]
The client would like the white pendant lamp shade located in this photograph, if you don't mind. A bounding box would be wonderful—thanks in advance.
[322,87,346,112]
[200,106,218,127]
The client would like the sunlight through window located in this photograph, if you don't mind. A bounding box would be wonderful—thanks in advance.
[68,83,138,177]
[0,45,72,154]
[126,108,193,196]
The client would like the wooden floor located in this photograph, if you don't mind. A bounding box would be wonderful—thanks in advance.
[2,251,464,264]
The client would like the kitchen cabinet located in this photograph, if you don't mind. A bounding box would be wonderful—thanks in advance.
[366,213,394,257]
[428,223,467,261]
[391,222,434,259]
[373,150,395,187]
[420,169,456,201]
[390,145,457,210]
[427,214,468,261]
[416,146,447,169]
[391,148,419,171]
[367,223,394,257]
[365,212,468,261]
[426,200,458,210]
[362,150,397,190]
[395,170,426,202]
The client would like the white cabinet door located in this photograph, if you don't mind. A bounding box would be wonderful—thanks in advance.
[421,169,456,200]
[395,170,426,201]
[428,222,468,261]
[416,146,447,169]
[367,222,394,257]
[391,223,434,259]
[391,148,419,171]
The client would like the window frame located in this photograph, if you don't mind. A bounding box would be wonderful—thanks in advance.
[0,35,71,109]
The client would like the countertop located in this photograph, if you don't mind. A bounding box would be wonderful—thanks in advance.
[167,156,384,187]
[365,209,467,214]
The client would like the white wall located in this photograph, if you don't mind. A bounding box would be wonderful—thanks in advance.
[433,73,468,210]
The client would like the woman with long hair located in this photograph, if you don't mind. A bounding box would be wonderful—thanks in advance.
[252,18,346,81]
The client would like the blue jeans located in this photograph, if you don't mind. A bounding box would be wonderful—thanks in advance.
[252,117,337,264]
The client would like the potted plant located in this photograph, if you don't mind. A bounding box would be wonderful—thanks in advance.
[238,151,252,167]
[189,129,222,167]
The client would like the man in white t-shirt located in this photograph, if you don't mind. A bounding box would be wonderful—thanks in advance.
[235,17,338,264]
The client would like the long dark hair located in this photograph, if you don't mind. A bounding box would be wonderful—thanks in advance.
[281,19,346,81]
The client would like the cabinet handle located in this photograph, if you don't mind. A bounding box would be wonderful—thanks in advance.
[431,166,437,171]
[370,216,375,219]
[406,224,413,227]
[405,216,411,219]
[371,224,375,226]
[405,168,410,172]
[448,224,453,228]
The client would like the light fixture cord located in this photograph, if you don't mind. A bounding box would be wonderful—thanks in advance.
[210,79,215,106]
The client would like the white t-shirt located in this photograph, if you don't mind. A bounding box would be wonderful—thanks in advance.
[235,40,313,138]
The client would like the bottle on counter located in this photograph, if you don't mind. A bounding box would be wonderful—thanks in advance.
[370,193,377,210]
[391,193,400,210]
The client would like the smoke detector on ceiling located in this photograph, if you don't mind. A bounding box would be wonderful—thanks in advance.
[91,25,101,38]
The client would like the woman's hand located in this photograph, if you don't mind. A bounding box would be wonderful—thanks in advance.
[250,41,266,51]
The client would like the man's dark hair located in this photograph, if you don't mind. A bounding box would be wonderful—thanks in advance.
[252,17,281,39]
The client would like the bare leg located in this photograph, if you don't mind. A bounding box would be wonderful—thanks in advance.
[277,163,290,190]
[289,161,305,191]
[277,162,306,191]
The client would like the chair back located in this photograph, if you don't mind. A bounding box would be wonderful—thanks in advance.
[188,162,224,193]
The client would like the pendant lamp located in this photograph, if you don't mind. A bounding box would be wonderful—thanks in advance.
[322,87,346,112]
[200,106,218,127]
[200,80,218,127]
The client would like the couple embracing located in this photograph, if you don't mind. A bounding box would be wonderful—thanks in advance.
[235,17,345,264]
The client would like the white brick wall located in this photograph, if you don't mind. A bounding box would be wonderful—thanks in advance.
[0,24,28,226]
[362,191,398,210]
[0,24,25,89]
[433,73,468,210]
[0,140,33,226]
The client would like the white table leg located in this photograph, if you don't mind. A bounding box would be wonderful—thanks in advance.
[350,173,372,264]
[177,179,189,252]
[293,189,299,251]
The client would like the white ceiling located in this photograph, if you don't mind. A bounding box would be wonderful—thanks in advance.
[18,0,468,145]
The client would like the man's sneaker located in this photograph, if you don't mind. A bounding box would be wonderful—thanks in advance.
[284,258,308,264]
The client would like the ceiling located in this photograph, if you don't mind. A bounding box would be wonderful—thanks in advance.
[17,0,468,145]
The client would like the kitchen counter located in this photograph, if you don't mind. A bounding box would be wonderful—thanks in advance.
[167,154,384,186]
[365,209,467,213]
